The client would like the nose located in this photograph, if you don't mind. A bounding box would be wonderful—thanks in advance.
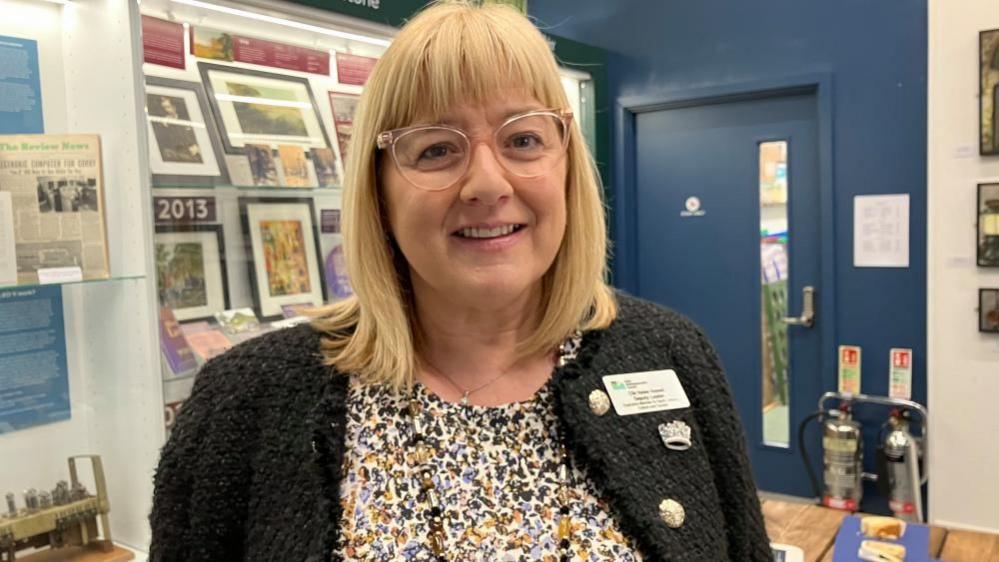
[457,141,513,206]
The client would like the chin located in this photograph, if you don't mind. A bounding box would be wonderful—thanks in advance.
[452,274,541,305]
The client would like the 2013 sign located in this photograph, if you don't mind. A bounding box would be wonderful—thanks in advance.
[153,196,217,223]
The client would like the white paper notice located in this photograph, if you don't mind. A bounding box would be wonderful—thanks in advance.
[0,192,16,285]
[854,194,909,268]
[37,266,83,284]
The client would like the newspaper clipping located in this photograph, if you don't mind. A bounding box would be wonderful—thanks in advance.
[0,134,109,284]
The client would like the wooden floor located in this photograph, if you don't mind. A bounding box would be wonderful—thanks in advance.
[763,499,999,562]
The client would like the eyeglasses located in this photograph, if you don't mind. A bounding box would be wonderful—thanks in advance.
[376,109,572,191]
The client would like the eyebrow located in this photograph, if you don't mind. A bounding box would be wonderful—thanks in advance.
[436,105,546,128]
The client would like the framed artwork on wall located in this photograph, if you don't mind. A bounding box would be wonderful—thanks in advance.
[979,183,999,267]
[198,62,331,155]
[311,147,341,187]
[980,29,999,155]
[981,288,999,333]
[328,91,359,169]
[145,76,230,187]
[239,197,325,317]
[155,224,229,322]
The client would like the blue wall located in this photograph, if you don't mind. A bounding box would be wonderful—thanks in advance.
[531,0,928,499]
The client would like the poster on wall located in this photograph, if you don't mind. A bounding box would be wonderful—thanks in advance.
[142,16,186,70]
[335,53,377,86]
[240,198,324,317]
[328,92,358,169]
[978,183,999,267]
[190,26,330,76]
[0,285,69,433]
[981,289,999,333]
[145,76,230,186]
[0,35,43,134]
[198,63,332,155]
[981,29,999,156]
[0,134,110,285]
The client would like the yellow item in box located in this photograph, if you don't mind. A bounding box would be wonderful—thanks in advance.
[861,516,907,540]
[858,539,907,562]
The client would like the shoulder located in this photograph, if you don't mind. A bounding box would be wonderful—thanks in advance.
[600,291,714,364]
[180,324,331,418]
[198,323,325,381]
[206,322,324,367]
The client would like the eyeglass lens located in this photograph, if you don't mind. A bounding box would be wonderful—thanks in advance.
[391,113,567,191]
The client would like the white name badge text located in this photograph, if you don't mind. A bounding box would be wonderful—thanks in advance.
[602,369,690,416]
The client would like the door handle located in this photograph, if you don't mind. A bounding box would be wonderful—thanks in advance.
[783,286,815,328]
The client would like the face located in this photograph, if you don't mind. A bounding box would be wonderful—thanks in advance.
[381,90,568,310]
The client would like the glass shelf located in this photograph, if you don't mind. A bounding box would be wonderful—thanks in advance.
[0,274,147,292]
[152,184,343,193]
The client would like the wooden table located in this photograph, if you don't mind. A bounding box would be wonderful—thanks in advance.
[762,499,999,562]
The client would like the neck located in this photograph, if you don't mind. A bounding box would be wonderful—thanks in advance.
[411,278,553,405]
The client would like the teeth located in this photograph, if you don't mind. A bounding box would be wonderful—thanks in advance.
[458,224,519,239]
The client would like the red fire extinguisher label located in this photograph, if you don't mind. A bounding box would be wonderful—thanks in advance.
[889,500,916,513]
[823,496,858,511]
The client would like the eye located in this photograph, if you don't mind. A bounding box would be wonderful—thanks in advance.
[420,144,455,160]
[509,134,542,150]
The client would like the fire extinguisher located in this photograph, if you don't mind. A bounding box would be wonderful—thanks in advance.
[800,403,864,511]
[877,409,924,522]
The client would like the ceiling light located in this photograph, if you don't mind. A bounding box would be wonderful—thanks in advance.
[170,0,391,48]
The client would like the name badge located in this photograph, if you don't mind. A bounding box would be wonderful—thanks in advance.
[602,370,690,416]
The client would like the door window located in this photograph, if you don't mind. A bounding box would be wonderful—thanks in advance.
[760,140,790,447]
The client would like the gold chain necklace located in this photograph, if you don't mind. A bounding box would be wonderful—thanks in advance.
[405,331,583,561]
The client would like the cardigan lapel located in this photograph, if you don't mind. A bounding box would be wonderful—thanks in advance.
[553,330,729,561]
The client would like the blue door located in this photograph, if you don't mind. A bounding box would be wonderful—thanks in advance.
[632,92,823,497]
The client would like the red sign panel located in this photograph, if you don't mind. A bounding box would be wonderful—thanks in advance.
[891,349,911,369]
[840,347,859,367]
[336,52,378,86]
[232,35,330,76]
[142,15,186,70]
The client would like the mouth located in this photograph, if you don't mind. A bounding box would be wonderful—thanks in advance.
[451,223,527,240]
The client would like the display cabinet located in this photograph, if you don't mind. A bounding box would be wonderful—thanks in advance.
[0,0,160,559]
[1,0,600,558]
[137,0,595,441]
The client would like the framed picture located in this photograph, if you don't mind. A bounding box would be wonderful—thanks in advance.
[981,288,999,333]
[155,224,229,322]
[317,204,353,300]
[240,197,325,317]
[979,183,999,267]
[981,29,999,155]
[311,147,342,187]
[145,76,230,186]
[198,62,331,155]
[246,143,278,186]
[328,91,358,168]
[277,144,314,187]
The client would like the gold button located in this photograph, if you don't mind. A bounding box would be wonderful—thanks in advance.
[659,498,685,528]
[588,389,611,416]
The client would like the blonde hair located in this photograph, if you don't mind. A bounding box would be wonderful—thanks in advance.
[312,0,617,388]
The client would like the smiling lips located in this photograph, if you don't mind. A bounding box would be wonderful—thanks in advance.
[453,224,526,239]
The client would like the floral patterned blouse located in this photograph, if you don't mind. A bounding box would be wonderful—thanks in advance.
[333,376,645,562]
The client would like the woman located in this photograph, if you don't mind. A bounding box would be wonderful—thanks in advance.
[149,2,771,561]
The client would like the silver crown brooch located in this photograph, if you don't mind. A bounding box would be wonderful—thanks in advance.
[658,420,692,451]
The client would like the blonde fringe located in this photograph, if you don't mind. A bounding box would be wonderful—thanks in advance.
[311,0,616,390]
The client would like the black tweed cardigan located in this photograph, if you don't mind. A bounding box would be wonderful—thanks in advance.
[149,294,772,561]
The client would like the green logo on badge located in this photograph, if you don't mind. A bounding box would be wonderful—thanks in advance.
[611,381,627,390]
